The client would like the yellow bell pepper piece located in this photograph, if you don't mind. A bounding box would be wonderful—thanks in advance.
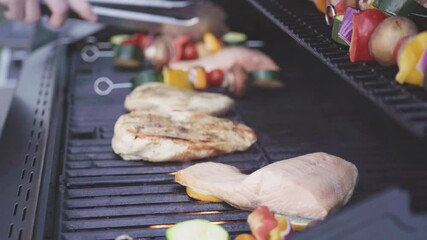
[163,67,194,90]
[196,42,211,58]
[203,32,222,53]
[234,234,256,240]
[186,187,223,202]
[312,0,326,13]
[396,31,427,87]
[189,67,208,90]
[268,215,291,240]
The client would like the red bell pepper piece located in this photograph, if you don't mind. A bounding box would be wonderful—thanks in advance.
[121,39,139,46]
[327,0,346,19]
[350,9,388,62]
[130,34,144,48]
[129,33,154,49]
[172,35,192,62]
[247,206,278,240]
[331,0,347,15]
[393,36,412,63]
[130,33,144,42]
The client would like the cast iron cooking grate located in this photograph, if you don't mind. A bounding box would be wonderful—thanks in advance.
[246,0,427,137]
[57,49,270,240]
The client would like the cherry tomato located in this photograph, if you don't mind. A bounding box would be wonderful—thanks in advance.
[207,69,224,87]
[183,43,199,60]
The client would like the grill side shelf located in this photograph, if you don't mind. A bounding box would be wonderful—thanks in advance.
[0,44,57,240]
[246,0,427,137]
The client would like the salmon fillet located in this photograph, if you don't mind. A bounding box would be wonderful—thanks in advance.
[124,83,235,116]
[170,47,280,72]
[175,153,358,220]
[112,110,257,162]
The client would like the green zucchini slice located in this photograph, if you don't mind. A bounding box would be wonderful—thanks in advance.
[250,70,285,89]
[332,15,349,46]
[223,32,248,46]
[113,44,143,69]
[132,69,163,88]
[166,219,229,240]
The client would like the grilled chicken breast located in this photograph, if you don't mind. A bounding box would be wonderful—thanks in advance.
[112,110,257,162]
[175,153,358,220]
[170,47,280,72]
[125,83,235,116]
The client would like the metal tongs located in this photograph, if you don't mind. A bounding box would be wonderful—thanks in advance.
[41,0,200,30]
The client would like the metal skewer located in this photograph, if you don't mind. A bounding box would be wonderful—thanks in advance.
[81,44,114,62]
[94,77,132,96]
[325,1,336,26]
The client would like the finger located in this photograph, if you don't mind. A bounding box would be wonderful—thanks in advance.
[25,0,41,22]
[0,0,11,19]
[3,0,14,20]
[45,0,68,27]
[5,0,25,21]
[0,0,9,10]
[68,0,97,22]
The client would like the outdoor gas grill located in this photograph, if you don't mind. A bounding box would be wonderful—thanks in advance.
[0,0,427,240]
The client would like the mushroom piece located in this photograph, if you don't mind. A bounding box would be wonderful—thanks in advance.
[344,0,358,8]
[144,37,173,68]
[222,65,249,98]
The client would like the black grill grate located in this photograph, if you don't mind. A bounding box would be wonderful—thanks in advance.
[57,49,270,240]
[246,0,427,137]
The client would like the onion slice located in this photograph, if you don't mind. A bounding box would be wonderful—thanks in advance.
[338,7,360,45]
[417,48,427,75]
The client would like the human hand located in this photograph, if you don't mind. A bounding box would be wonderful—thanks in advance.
[0,0,97,28]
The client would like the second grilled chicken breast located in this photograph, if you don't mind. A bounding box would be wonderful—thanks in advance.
[170,47,280,72]
[112,110,257,162]
[125,83,235,117]
[175,152,358,220]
